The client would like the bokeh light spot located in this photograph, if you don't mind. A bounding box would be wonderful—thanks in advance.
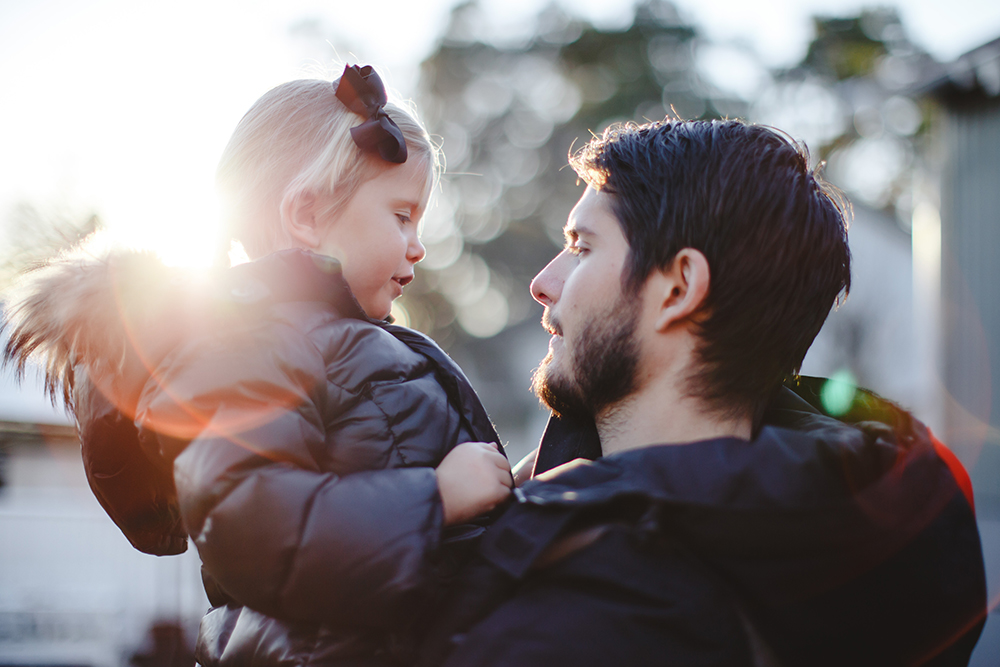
[456,287,509,338]
[822,369,858,416]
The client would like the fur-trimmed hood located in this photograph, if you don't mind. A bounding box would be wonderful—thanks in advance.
[4,241,238,416]
[1,245,369,557]
[2,243,366,418]
[1,241,220,557]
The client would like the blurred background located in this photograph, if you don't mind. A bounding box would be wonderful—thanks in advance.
[2,0,1000,663]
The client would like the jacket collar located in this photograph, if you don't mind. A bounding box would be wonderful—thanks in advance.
[229,250,371,321]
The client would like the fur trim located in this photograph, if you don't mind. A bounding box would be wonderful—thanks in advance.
[2,237,207,412]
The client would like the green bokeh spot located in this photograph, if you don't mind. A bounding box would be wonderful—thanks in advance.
[821,369,858,416]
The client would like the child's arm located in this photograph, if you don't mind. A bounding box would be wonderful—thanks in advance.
[136,320,479,629]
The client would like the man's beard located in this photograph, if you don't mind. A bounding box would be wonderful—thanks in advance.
[531,295,641,423]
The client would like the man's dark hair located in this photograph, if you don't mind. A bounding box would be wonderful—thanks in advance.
[569,119,851,424]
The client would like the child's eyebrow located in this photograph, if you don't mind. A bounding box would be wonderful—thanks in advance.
[391,198,423,214]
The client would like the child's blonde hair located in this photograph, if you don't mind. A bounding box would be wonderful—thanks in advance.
[217,76,438,259]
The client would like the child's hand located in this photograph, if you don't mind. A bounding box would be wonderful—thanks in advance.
[436,442,513,526]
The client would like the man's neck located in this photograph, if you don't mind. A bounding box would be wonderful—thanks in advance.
[596,376,752,456]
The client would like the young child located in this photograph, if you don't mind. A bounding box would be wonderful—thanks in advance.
[3,65,512,665]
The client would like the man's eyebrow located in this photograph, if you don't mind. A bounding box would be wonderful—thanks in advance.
[563,224,596,242]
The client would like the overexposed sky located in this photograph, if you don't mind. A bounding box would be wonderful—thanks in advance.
[1,0,998,262]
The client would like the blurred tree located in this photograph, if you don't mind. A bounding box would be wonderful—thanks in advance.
[406,0,731,347]
[403,0,733,452]
[803,13,890,80]
[754,8,936,219]
[760,9,940,411]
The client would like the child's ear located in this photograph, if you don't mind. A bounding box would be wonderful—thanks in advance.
[281,190,324,249]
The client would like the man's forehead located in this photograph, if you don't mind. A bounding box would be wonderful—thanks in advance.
[565,187,613,237]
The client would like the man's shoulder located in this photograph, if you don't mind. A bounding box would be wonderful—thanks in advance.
[523,378,969,529]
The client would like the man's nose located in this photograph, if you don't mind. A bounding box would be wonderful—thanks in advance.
[530,252,568,307]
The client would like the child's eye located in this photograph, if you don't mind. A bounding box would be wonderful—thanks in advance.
[566,244,588,256]
[396,214,412,225]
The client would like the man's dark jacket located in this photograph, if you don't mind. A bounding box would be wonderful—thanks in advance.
[423,379,986,667]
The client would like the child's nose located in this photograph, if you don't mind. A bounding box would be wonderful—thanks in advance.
[408,236,426,264]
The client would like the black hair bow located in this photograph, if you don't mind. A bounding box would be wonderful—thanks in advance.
[334,64,408,164]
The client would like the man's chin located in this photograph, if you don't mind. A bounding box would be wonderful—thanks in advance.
[531,356,592,422]
[532,293,640,423]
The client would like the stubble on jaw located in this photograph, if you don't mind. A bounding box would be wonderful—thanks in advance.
[531,294,642,425]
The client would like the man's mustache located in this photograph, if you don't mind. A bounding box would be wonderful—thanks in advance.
[541,309,563,337]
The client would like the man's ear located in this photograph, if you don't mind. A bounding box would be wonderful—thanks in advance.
[651,248,710,333]
[280,190,324,249]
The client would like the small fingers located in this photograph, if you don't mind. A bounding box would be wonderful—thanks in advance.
[488,449,514,487]
[487,460,514,492]
[489,450,512,471]
[471,440,508,457]
[472,442,511,469]
[497,468,514,489]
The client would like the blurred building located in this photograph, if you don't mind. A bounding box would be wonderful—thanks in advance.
[0,356,206,666]
[918,34,1000,666]
[800,202,919,410]
[921,35,1000,509]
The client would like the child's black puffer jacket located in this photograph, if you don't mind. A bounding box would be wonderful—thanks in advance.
[4,247,502,666]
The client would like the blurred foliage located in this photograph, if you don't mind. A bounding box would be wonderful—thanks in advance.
[402,5,934,348]
[755,7,936,218]
[401,0,734,349]
[0,3,941,452]
[804,13,891,80]
[391,2,938,449]
[0,202,100,287]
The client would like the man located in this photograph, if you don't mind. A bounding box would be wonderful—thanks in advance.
[421,120,986,666]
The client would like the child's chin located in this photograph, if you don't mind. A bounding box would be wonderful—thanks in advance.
[370,305,393,321]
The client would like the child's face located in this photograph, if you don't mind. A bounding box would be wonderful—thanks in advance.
[316,158,429,320]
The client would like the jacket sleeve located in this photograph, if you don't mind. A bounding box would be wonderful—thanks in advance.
[135,319,445,629]
[74,369,188,557]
